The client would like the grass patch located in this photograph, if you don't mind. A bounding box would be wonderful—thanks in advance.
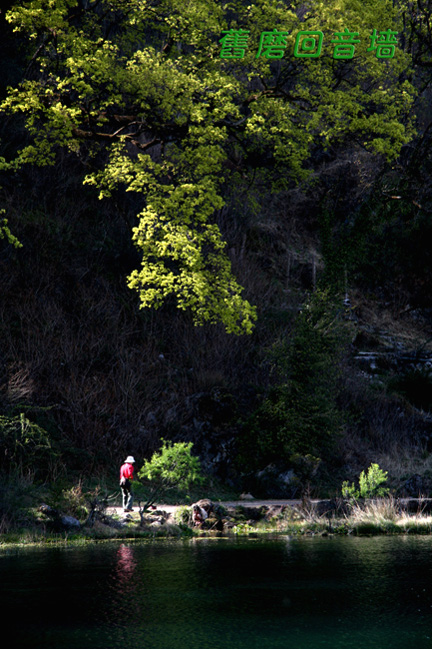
[272,497,432,536]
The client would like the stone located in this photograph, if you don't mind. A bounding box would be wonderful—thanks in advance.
[251,464,299,498]
[60,515,81,530]
[191,502,209,527]
[39,504,81,531]
[240,493,255,500]
[195,498,213,514]
[403,474,424,497]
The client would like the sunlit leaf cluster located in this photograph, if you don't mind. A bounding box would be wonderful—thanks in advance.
[0,0,416,332]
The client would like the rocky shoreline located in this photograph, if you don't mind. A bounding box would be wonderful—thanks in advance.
[31,497,432,539]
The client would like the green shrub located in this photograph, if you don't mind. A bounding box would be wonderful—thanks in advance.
[237,290,350,471]
[0,413,59,479]
[56,482,89,520]
[342,463,390,500]
[137,439,203,511]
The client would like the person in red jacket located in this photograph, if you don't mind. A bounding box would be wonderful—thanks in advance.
[119,455,135,512]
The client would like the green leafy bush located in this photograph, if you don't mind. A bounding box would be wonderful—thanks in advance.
[137,439,203,511]
[56,482,89,520]
[342,463,390,500]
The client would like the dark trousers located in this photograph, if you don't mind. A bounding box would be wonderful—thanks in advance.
[120,480,133,510]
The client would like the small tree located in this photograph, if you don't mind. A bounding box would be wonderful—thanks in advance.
[342,463,390,500]
[237,289,351,472]
[136,439,203,512]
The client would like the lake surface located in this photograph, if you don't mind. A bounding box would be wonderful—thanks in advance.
[1,535,432,649]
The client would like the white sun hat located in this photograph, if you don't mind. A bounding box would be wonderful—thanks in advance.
[125,456,135,463]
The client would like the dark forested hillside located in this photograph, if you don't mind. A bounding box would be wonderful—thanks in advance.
[2,0,432,501]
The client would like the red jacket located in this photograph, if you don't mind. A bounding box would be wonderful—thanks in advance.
[120,462,134,481]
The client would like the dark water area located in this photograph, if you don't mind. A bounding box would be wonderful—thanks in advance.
[1,535,432,649]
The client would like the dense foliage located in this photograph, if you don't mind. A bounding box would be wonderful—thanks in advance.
[2,1,432,499]
[0,0,415,333]
[137,439,203,509]
[237,290,351,477]
[342,463,390,499]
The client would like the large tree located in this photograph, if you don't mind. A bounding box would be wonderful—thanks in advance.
[0,0,415,333]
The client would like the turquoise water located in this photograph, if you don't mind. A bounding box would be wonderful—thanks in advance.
[1,535,432,648]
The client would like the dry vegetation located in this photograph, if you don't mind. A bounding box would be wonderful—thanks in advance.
[2,147,432,497]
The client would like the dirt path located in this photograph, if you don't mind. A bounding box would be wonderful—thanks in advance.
[106,497,432,519]
[107,499,303,517]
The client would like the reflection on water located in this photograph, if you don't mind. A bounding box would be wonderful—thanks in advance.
[116,544,137,577]
[1,536,432,649]
[103,544,140,630]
